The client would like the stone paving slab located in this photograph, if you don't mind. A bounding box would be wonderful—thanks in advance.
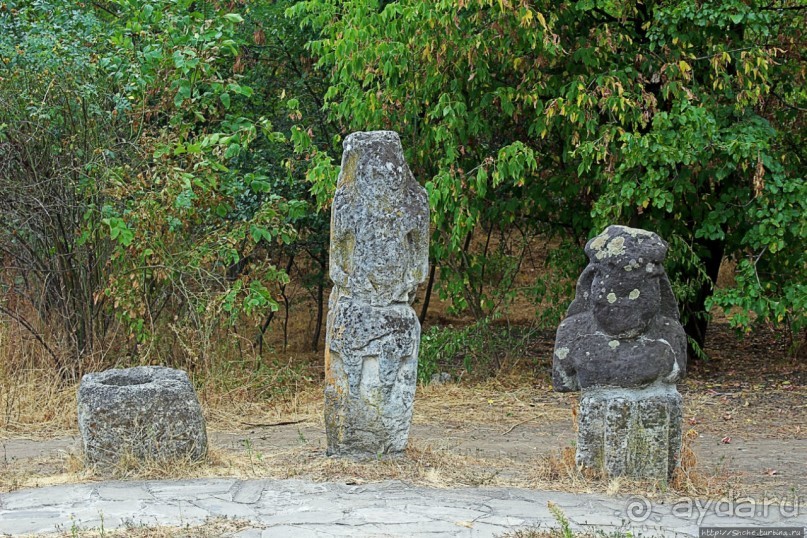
[0,479,805,537]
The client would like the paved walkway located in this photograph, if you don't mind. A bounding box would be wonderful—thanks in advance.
[1,479,804,537]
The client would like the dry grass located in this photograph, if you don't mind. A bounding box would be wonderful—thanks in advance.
[201,383,322,432]
[0,367,77,437]
[414,373,569,427]
[1,421,740,501]
[0,320,323,439]
[223,439,525,488]
[0,339,751,501]
[0,307,797,503]
[529,427,742,500]
[28,517,251,538]
[0,327,79,437]
[1,438,533,491]
[0,353,760,503]
[668,428,739,496]
[0,338,562,438]
[0,444,90,491]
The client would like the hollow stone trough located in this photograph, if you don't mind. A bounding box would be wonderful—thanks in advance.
[77,366,208,464]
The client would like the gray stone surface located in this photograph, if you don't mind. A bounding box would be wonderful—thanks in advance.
[577,385,683,479]
[325,131,429,457]
[553,225,687,479]
[1,478,803,537]
[77,366,207,464]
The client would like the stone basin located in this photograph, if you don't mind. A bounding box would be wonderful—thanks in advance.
[77,366,207,465]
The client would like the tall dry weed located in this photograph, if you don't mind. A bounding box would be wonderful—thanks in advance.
[0,323,78,436]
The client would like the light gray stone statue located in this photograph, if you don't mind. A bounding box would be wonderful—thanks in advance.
[324,131,429,457]
[77,366,207,465]
[553,225,687,479]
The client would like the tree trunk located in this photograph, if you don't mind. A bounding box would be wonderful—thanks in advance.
[256,254,295,354]
[419,262,436,325]
[682,237,725,361]
[311,257,326,352]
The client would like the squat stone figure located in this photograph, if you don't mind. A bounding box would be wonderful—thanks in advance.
[325,131,429,457]
[553,225,687,479]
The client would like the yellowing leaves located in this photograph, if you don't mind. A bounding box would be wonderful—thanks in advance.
[753,154,765,198]
[678,60,691,80]
[514,7,548,32]
[518,8,533,27]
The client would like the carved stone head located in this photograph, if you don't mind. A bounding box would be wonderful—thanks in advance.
[568,225,677,338]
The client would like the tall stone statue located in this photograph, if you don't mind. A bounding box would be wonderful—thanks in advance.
[553,225,687,479]
[325,131,429,457]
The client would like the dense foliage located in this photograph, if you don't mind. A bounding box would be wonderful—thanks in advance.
[0,0,332,376]
[292,0,806,355]
[0,0,804,378]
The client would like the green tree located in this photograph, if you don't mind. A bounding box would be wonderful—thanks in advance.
[0,0,132,375]
[291,0,806,355]
[0,0,334,374]
[89,0,305,364]
[234,0,337,352]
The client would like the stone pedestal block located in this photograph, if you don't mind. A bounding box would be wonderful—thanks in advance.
[577,385,683,479]
[77,366,207,464]
[325,301,419,456]
[553,225,687,480]
[325,131,429,457]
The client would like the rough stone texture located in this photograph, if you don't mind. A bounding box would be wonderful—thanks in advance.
[2,478,803,537]
[577,386,683,479]
[552,225,687,479]
[325,131,429,457]
[77,366,207,464]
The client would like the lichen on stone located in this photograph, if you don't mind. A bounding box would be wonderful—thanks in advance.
[607,236,626,256]
[590,233,609,252]
[594,235,626,260]
[552,224,687,480]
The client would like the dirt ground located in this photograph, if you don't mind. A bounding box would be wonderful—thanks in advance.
[2,416,805,498]
[1,321,804,501]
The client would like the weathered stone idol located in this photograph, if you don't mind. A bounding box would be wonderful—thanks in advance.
[325,131,429,457]
[77,366,208,464]
[553,225,687,479]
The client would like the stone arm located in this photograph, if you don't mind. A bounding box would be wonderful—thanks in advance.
[657,274,688,382]
[329,191,354,290]
[552,316,582,392]
[664,317,688,382]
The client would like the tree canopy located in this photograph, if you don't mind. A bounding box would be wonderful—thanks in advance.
[292,0,806,355]
[0,0,804,376]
